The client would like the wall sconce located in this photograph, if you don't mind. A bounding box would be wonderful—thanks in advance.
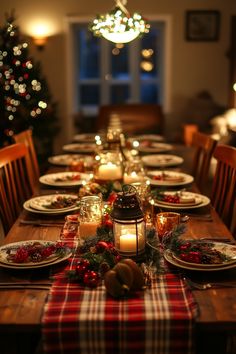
[28,23,51,50]
[32,35,48,50]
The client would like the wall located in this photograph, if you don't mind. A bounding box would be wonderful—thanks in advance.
[0,0,235,148]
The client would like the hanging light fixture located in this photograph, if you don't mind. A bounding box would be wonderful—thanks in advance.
[89,0,150,44]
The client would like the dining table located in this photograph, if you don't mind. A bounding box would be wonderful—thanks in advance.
[0,137,236,354]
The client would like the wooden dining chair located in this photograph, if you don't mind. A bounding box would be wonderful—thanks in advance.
[13,129,40,184]
[97,104,164,135]
[191,131,218,193]
[211,144,236,236]
[0,143,35,235]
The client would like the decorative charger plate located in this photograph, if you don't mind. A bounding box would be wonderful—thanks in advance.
[137,142,173,154]
[148,170,194,187]
[153,191,210,209]
[48,154,92,166]
[23,194,80,214]
[141,154,184,168]
[0,240,72,269]
[164,243,236,272]
[62,143,96,153]
[39,172,91,187]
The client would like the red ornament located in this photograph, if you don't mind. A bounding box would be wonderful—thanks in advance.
[96,241,109,253]
[75,259,90,280]
[103,213,113,228]
[83,270,100,288]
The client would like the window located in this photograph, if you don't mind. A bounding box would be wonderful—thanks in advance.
[66,16,171,134]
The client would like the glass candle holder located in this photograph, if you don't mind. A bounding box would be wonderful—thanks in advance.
[156,212,180,239]
[94,150,123,182]
[123,159,146,184]
[79,196,102,239]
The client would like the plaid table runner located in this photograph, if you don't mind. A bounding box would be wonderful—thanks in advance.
[42,249,198,354]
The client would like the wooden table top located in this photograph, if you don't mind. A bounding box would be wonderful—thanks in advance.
[0,144,235,354]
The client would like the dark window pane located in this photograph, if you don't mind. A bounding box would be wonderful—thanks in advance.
[80,85,100,105]
[140,26,160,80]
[76,28,100,79]
[111,85,130,103]
[111,44,129,79]
[141,83,158,103]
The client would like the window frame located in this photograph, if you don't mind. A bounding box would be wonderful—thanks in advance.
[64,15,172,140]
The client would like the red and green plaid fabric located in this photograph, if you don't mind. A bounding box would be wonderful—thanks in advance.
[42,251,198,354]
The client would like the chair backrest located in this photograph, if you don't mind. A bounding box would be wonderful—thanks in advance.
[191,131,218,192]
[13,129,40,184]
[0,143,35,235]
[211,144,236,235]
[97,104,164,135]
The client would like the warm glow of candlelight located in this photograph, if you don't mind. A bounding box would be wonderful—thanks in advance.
[97,163,122,180]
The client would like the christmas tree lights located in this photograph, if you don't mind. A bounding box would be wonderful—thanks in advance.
[0,13,59,166]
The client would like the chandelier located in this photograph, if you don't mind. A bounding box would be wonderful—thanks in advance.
[89,0,150,44]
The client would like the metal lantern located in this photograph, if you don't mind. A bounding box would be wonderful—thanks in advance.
[110,185,146,259]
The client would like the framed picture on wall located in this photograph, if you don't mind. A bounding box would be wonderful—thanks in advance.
[185,10,220,41]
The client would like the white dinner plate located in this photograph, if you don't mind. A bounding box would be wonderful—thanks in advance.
[164,248,236,272]
[24,194,80,214]
[148,170,194,187]
[141,154,184,168]
[62,143,96,153]
[128,134,164,142]
[39,172,91,187]
[153,191,210,209]
[137,142,173,153]
[0,240,72,269]
[48,154,92,166]
[73,133,104,143]
[171,242,236,269]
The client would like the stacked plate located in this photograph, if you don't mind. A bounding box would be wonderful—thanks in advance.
[73,133,104,143]
[128,134,164,143]
[62,143,96,153]
[39,172,91,187]
[148,170,194,187]
[164,242,236,272]
[142,154,184,168]
[48,154,93,167]
[0,240,72,269]
[23,194,80,215]
[137,142,173,153]
[152,191,210,209]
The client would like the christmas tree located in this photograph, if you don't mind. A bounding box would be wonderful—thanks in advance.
[0,12,59,168]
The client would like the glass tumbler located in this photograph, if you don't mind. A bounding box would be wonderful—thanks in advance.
[156,212,180,240]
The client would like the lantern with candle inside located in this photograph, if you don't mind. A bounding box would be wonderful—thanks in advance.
[94,150,123,183]
[79,196,102,240]
[110,185,146,260]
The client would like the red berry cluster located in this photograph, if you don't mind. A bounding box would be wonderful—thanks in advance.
[7,242,65,263]
[153,175,162,180]
[163,195,180,203]
[175,242,227,264]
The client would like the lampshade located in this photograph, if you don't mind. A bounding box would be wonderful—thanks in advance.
[89,0,150,44]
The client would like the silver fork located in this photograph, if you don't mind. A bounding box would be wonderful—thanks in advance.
[183,277,236,290]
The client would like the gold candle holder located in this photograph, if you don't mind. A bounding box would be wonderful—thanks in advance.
[156,212,180,239]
